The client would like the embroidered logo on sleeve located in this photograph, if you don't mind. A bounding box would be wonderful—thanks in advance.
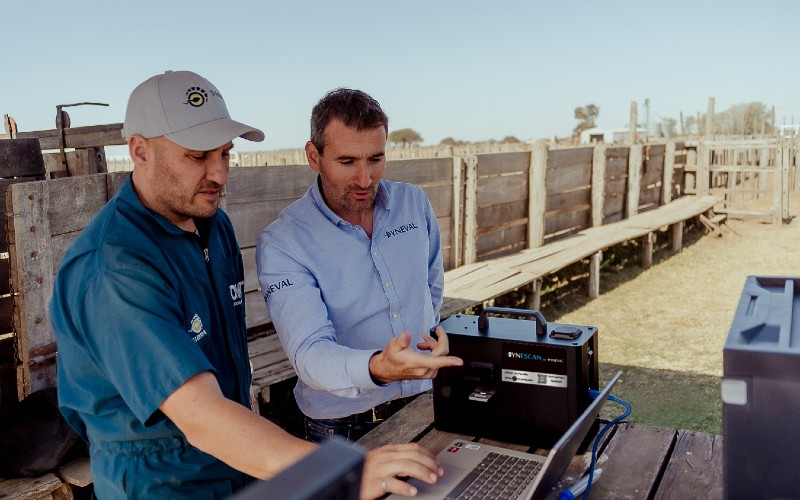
[229,280,244,306]
[263,279,295,301]
[385,221,419,239]
[189,313,208,343]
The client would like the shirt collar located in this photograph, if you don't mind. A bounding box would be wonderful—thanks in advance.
[310,175,390,225]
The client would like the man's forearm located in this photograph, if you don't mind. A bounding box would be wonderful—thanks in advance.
[160,371,316,479]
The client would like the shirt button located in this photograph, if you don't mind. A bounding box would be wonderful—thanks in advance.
[402,380,409,385]
[384,282,391,288]
[392,313,399,319]
[372,251,378,256]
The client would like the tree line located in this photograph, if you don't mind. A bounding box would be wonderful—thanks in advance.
[388,100,776,147]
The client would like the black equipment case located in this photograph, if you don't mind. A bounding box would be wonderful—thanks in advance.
[434,307,599,447]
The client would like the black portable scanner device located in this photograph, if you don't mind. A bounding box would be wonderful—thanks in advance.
[434,307,599,447]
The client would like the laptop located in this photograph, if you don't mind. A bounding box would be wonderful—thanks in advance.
[388,371,622,500]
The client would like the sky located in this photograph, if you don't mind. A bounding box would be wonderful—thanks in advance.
[3,0,800,156]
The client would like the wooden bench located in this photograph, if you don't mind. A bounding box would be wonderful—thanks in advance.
[441,194,721,317]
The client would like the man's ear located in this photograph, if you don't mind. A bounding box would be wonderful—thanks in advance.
[129,135,150,167]
[305,141,321,173]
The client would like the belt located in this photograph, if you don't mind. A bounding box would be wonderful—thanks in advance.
[344,395,419,423]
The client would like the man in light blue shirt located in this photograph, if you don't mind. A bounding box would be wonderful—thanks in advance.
[256,88,462,443]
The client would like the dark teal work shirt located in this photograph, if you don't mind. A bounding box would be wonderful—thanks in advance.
[50,176,252,499]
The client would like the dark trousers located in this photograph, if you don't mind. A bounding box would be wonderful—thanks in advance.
[304,395,418,443]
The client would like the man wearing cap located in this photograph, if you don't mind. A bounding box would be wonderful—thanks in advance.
[50,71,444,499]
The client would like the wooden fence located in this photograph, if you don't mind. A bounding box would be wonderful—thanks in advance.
[1,137,691,403]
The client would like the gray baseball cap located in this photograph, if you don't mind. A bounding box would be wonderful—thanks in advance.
[122,70,264,151]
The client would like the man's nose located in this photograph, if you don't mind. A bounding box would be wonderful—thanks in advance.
[354,163,371,187]
[206,153,230,185]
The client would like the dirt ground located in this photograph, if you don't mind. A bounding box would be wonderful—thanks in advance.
[547,192,800,435]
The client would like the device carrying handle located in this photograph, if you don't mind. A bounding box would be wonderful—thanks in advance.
[477,307,547,336]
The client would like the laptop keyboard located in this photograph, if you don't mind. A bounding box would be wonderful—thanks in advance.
[445,451,543,500]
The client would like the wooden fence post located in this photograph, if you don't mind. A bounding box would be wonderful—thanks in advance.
[463,155,478,264]
[780,139,790,223]
[451,156,464,268]
[528,143,547,249]
[626,144,643,218]
[662,140,676,205]
[696,144,710,196]
[588,144,607,300]
[525,143,548,309]
[591,144,607,227]
[8,182,56,398]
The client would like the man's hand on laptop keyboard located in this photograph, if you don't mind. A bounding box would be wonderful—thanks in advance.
[361,443,444,499]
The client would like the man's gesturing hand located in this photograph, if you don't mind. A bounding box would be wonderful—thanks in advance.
[369,327,462,384]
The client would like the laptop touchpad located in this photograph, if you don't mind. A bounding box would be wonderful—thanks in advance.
[405,464,470,499]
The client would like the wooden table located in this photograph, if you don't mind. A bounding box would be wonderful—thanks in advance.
[357,393,723,499]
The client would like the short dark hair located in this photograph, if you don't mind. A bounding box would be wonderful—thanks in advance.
[310,88,389,155]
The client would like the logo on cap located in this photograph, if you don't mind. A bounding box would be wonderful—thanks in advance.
[185,87,208,107]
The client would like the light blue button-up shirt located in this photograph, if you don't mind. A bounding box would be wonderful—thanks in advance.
[256,177,443,419]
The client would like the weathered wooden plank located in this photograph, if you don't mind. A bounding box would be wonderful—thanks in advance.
[8,181,56,397]
[0,139,47,178]
[47,174,109,236]
[590,423,675,499]
[546,187,591,214]
[16,123,125,150]
[417,185,453,218]
[476,224,526,258]
[58,457,93,488]
[227,200,295,249]
[544,207,590,237]
[548,147,594,170]
[476,151,530,176]
[592,144,607,227]
[654,430,723,500]
[463,157,478,265]
[451,157,464,268]
[245,290,270,331]
[604,176,627,198]
[639,187,662,209]
[476,172,527,207]
[385,157,454,185]
[0,474,63,499]
[627,145,643,218]
[226,165,315,204]
[107,171,130,197]
[546,162,592,194]
[603,193,625,220]
[357,393,435,451]
[529,144,547,248]
[477,201,527,229]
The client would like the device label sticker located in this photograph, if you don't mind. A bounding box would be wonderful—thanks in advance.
[502,342,568,374]
[501,369,568,388]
